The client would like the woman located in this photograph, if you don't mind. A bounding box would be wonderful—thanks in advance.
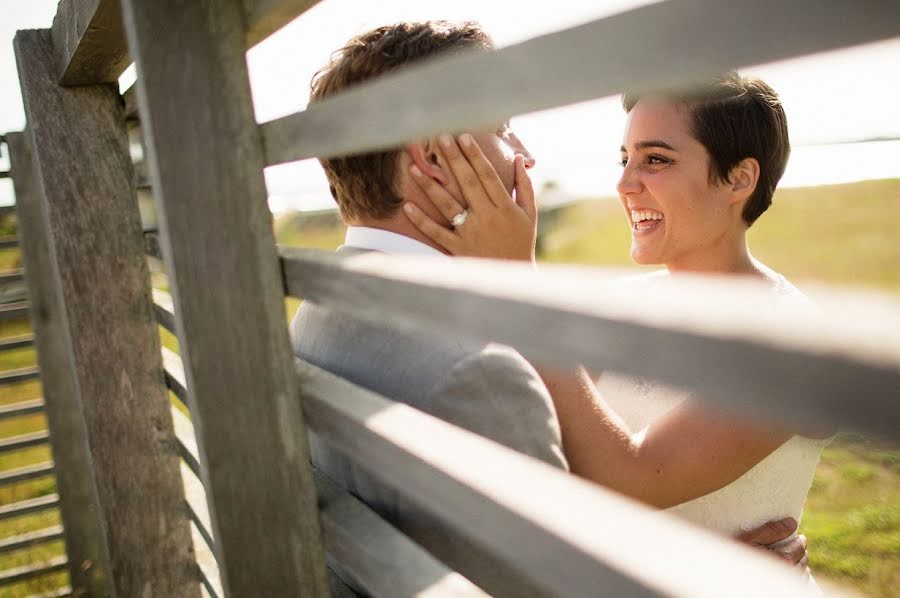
[401,73,832,544]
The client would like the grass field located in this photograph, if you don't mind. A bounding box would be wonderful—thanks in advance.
[0,178,897,596]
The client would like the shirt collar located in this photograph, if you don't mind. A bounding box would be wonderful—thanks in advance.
[343,226,445,257]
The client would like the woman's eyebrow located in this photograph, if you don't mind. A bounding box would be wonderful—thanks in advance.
[621,139,677,152]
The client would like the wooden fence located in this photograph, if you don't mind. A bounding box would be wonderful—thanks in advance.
[2,0,898,596]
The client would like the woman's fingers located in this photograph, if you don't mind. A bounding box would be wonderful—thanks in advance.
[402,202,459,253]
[409,164,466,224]
[514,154,537,223]
[437,134,493,211]
[458,133,513,210]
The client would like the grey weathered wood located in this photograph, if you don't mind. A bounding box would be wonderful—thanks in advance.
[0,555,68,585]
[0,494,59,522]
[6,131,112,596]
[120,2,329,596]
[152,288,176,333]
[0,398,44,420]
[0,206,17,216]
[281,248,900,437]
[242,0,321,47]
[0,525,64,554]
[51,0,130,85]
[0,237,19,249]
[297,358,820,598]
[14,31,200,597]
[0,366,40,385]
[0,269,24,284]
[0,334,35,351]
[0,301,29,321]
[0,461,55,486]
[0,430,49,454]
[261,0,900,163]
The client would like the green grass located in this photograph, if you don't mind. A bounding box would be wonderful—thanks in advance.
[0,180,898,596]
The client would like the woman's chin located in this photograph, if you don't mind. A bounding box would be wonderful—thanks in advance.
[630,244,661,266]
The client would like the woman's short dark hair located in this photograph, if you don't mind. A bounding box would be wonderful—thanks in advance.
[310,21,493,222]
[623,72,790,226]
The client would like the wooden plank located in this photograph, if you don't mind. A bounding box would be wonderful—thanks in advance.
[297,358,820,598]
[0,366,40,385]
[0,334,35,351]
[0,206,17,216]
[52,0,131,85]
[0,555,68,585]
[314,469,487,597]
[6,131,112,597]
[280,249,900,437]
[0,431,49,454]
[0,398,45,420]
[119,2,329,595]
[261,0,900,163]
[0,301,29,321]
[0,269,24,284]
[14,32,199,598]
[23,587,72,598]
[152,288,176,333]
[0,494,59,522]
[242,0,321,47]
[0,172,10,180]
[0,525,64,554]
[0,237,18,249]
[0,461,55,487]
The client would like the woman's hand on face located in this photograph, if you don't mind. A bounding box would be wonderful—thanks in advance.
[403,133,537,262]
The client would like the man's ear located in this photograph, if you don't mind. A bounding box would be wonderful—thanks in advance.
[729,157,760,205]
[407,140,450,186]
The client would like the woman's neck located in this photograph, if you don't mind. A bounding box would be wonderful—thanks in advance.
[665,235,763,277]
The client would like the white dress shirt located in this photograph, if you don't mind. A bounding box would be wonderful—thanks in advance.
[343,226,445,257]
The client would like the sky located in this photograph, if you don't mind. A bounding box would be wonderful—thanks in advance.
[2,0,899,211]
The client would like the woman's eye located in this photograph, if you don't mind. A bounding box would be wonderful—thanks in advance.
[619,157,629,167]
[648,155,670,165]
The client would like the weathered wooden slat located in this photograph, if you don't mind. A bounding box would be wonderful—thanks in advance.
[0,525,64,554]
[261,0,900,163]
[297,358,819,598]
[120,2,329,595]
[15,30,199,597]
[6,130,111,597]
[0,494,59,522]
[0,237,18,249]
[280,249,900,437]
[145,231,162,261]
[0,555,68,586]
[0,206,17,215]
[0,366,40,385]
[242,0,321,47]
[52,0,131,85]
[0,301,29,321]
[0,334,35,351]
[0,172,10,180]
[0,269,24,284]
[0,430,49,454]
[24,587,72,598]
[0,398,45,421]
[0,461,54,486]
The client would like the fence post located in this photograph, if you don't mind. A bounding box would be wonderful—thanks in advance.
[7,131,112,596]
[14,29,200,597]
[119,1,330,595]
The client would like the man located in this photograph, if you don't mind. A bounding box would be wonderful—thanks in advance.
[290,20,807,595]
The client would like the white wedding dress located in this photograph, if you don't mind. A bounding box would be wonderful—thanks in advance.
[598,267,832,538]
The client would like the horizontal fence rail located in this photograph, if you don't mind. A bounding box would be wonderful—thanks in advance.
[0,494,59,522]
[279,248,900,438]
[55,0,324,86]
[0,302,29,321]
[0,366,41,386]
[156,339,488,597]
[0,334,35,351]
[0,398,44,420]
[0,526,64,555]
[295,357,819,597]
[260,0,900,163]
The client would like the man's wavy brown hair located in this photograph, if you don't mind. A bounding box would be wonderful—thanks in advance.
[310,21,493,222]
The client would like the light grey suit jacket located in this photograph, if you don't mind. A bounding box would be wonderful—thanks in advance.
[290,250,568,596]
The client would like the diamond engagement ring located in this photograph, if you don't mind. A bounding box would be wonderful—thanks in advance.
[451,209,468,228]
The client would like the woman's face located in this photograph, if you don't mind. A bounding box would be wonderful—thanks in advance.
[617,97,735,269]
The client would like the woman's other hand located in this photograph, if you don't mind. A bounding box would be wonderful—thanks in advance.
[403,133,537,262]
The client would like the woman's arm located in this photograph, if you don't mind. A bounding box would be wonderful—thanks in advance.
[540,365,792,508]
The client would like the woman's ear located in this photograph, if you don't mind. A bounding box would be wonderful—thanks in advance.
[408,140,450,186]
[729,157,761,205]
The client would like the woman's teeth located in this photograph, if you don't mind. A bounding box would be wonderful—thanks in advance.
[631,209,664,223]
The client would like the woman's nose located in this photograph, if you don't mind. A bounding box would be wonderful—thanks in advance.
[616,163,641,196]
